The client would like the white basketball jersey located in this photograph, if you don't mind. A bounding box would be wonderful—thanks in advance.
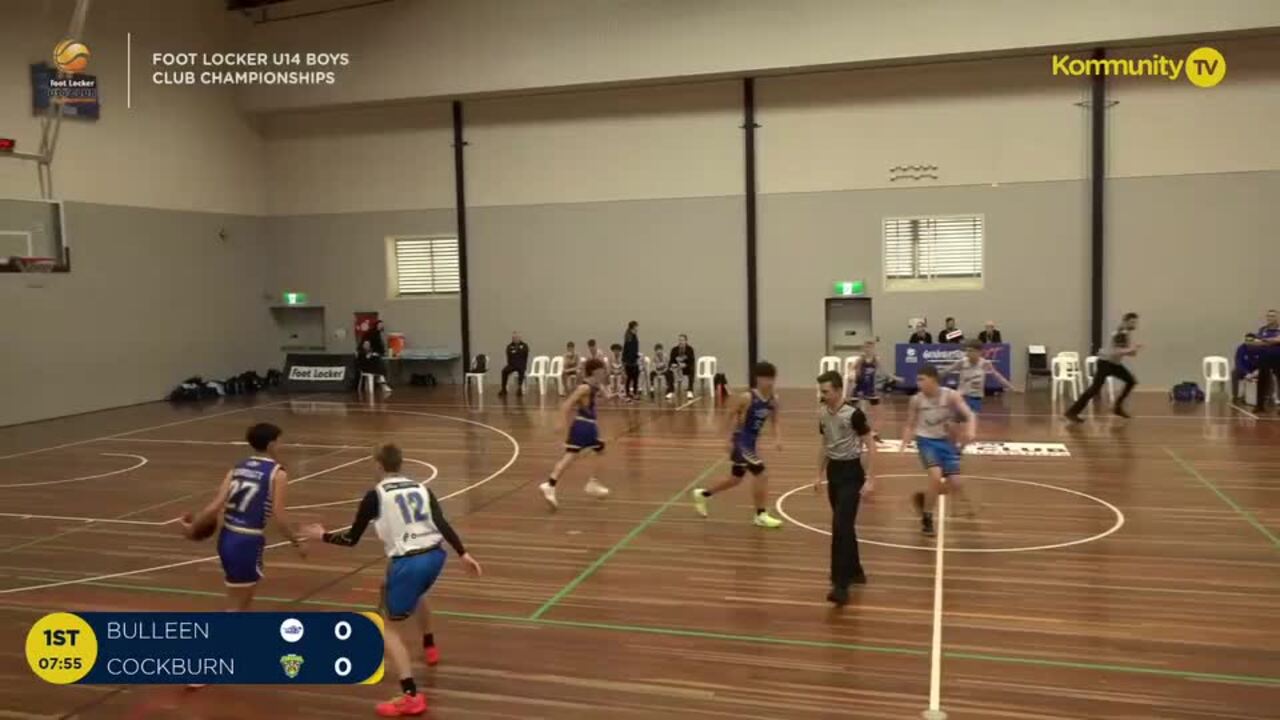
[372,476,443,558]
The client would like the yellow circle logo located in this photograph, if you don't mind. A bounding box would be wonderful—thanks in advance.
[53,39,91,74]
[26,612,97,684]
[1185,47,1225,88]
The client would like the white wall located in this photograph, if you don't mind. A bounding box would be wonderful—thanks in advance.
[0,0,265,214]
[262,102,454,215]
[239,0,1280,112]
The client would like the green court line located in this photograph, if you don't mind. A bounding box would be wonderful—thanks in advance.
[528,459,724,620]
[1163,447,1280,550]
[21,577,1280,687]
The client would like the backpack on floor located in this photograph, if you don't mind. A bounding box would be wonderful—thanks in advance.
[1170,381,1204,403]
[714,372,729,399]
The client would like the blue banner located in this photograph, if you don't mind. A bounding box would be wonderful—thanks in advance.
[894,343,1012,392]
[26,612,383,685]
[31,63,100,119]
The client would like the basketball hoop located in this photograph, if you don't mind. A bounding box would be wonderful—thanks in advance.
[16,256,56,273]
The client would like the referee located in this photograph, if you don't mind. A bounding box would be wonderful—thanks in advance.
[816,370,877,607]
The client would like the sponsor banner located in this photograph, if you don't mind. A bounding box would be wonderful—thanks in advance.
[874,439,1070,458]
[283,354,356,393]
[895,343,1012,392]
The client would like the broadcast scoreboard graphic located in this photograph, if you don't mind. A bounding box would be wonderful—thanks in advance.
[26,612,384,685]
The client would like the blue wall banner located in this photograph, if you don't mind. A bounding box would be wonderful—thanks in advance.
[26,612,383,685]
[894,343,1013,392]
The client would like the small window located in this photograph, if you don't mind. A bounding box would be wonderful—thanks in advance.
[883,215,983,291]
[391,236,460,296]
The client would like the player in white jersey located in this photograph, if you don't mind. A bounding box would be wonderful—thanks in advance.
[902,364,976,536]
[303,444,482,718]
[943,339,1015,415]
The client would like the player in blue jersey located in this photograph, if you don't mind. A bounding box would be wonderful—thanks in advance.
[539,358,611,509]
[692,361,785,528]
[902,365,976,536]
[181,422,305,610]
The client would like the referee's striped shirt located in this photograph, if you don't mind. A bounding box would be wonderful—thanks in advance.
[819,402,872,460]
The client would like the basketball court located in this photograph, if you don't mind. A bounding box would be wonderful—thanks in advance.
[0,389,1275,719]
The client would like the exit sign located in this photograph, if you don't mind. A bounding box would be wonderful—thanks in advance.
[282,292,309,306]
[833,280,865,296]
[0,138,15,152]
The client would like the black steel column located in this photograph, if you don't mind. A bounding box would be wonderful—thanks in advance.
[743,78,760,371]
[452,100,471,366]
[1089,48,1106,353]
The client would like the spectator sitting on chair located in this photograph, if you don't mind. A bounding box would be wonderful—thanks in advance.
[908,322,933,344]
[940,317,964,344]
[1233,333,1261,405]
[1251,309,1280,413]
[361,320,392,394]
[650,343,673,399]
[977,321,1002,344]
[498,331,530,397]
[668,334,697,399]
[608,343,626,397]
[562,341,581,390]
[585,338,605,363]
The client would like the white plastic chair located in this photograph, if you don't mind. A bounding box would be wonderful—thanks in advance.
[1055,352,1084,395]
[1051,355,1081,402]
[818,356,842,397]
[358,372,377,397]
[528,355,551,396]
[1084,356,1115,403]
[696,356,718,396]
[1202,356,1230,403]
[842,356,861,383]
[548,355,566,395]
[464,355,487,396]
[640,355,653,395]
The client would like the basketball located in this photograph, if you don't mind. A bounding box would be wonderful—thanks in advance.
[53,39,90,74]
[181,510,217,541]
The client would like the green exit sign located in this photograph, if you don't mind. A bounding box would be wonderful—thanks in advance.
[833,280,865,296]
[283,292,309,306]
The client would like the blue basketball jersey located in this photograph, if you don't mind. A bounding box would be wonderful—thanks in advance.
[734,390,775,448]
[222,456,278,533]
[577,384,599,422]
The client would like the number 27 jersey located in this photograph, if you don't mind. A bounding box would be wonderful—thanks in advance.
[223,456,279,534]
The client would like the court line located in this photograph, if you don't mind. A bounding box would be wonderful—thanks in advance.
[776,474,1126,553]
[675,396,701,411]
[1229,403,1259,420]
[0,401,288,461]
[528,459,724,620]
[287,459,437,510]
[0,412,519,595]
[1163,447,1279,550]
[0,452,147,488]
[16,577,1280,688]
[112,438,366,450]
[0,513,172,526]
[924,491,948,719]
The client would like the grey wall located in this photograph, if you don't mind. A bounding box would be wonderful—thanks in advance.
[1107,171,1279,388]
[468,196,749,384]
[266,210,461,357]
[759,181,1090,388]
[0,203,274,427]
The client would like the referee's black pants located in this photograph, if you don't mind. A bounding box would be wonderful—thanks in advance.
[1067,358,1136,416]
[826,459,867,589]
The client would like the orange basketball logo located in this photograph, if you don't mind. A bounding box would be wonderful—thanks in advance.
[53,39,90,74]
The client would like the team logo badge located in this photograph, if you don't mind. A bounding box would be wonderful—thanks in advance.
[280,618,304,643]
[280,654,304,679]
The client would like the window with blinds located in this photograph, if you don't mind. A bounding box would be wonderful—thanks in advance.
[392,236,460,295]
[883,215,984,290]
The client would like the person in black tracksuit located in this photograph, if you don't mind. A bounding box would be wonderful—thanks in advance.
[1065,312,1141,422]
[499,332,530,397]
[668,334,696,399]
[622,321,640,399]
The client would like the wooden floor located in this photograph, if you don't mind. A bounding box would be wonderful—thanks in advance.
[0,388,1277,719]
